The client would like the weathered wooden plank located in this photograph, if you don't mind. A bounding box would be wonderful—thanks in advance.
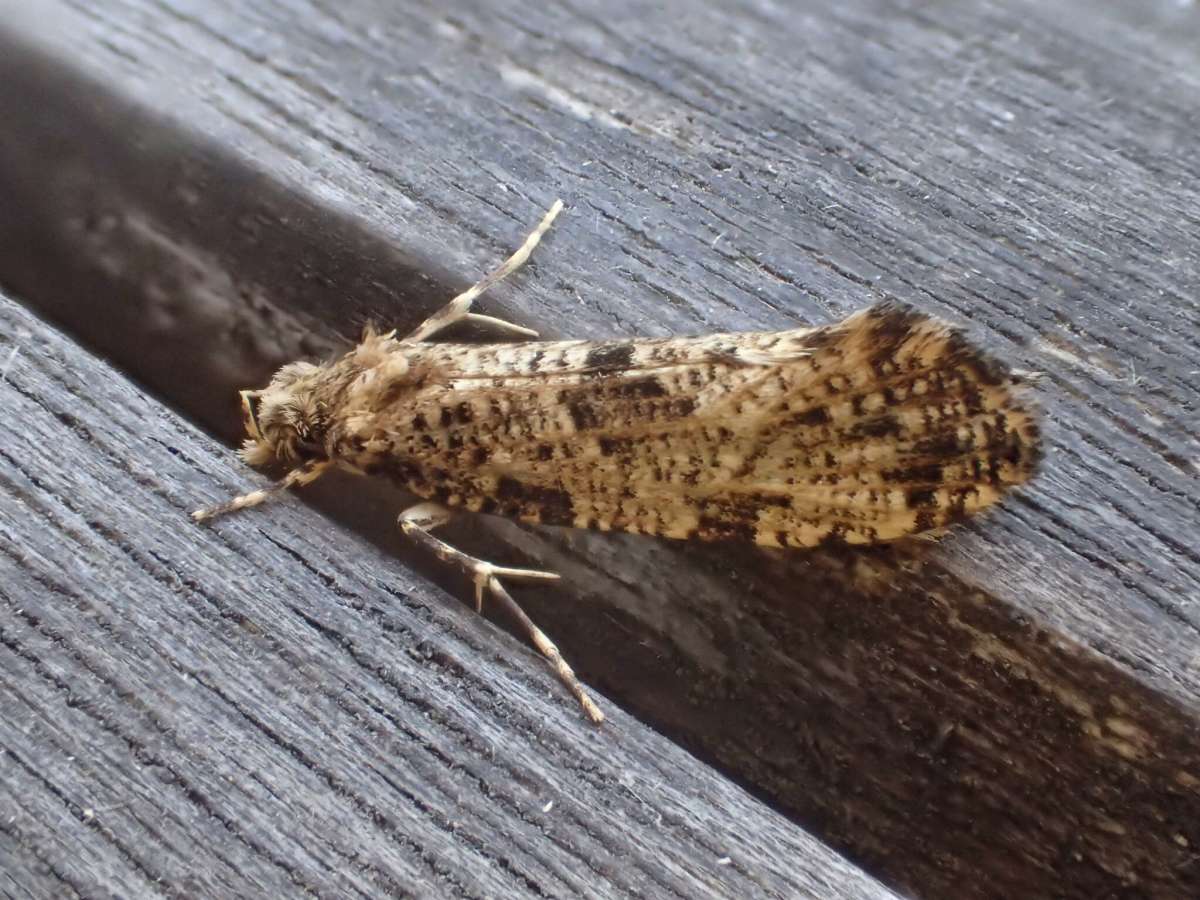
[0,291,898,898]
[0,1,1198,897]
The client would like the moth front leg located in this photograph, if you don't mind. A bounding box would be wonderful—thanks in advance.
[404,199,563,343]
[397,501,605,724]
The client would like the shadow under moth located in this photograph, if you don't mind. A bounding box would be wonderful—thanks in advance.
[194,200,1041,723]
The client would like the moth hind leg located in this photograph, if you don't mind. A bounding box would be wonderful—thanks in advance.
[399,502,558,609]
[397,501,604,723]
[404,199,563,343]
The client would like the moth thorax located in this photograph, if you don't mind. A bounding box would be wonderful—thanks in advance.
[378,354,411,382]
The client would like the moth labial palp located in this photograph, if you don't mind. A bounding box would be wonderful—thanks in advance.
[194,197,1042,725]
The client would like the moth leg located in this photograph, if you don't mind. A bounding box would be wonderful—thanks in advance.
[398,503,560,609]
[397,501,604,724]
[404,199,563,343]
[192,459,332,522]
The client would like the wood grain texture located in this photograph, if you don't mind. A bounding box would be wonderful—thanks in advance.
[0,292,899,899]
[0,1,1198,897]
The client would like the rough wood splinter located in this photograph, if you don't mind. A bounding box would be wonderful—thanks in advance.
[194,199,1042,724]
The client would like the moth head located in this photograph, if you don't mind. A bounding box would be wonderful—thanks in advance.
[239,361,330,467]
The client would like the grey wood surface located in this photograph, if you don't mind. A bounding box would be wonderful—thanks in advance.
[0,291,900,899]
[0,0,1198,897]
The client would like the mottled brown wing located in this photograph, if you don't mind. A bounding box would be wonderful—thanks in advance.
[349,302,1041,547]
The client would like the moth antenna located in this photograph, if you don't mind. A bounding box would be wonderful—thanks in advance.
[192,459,332,522]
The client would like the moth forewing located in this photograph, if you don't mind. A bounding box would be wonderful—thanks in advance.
[327,303,1039,549]
[194,199,1041,724]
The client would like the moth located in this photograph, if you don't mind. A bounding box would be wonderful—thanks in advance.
[195,200,1041,723]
